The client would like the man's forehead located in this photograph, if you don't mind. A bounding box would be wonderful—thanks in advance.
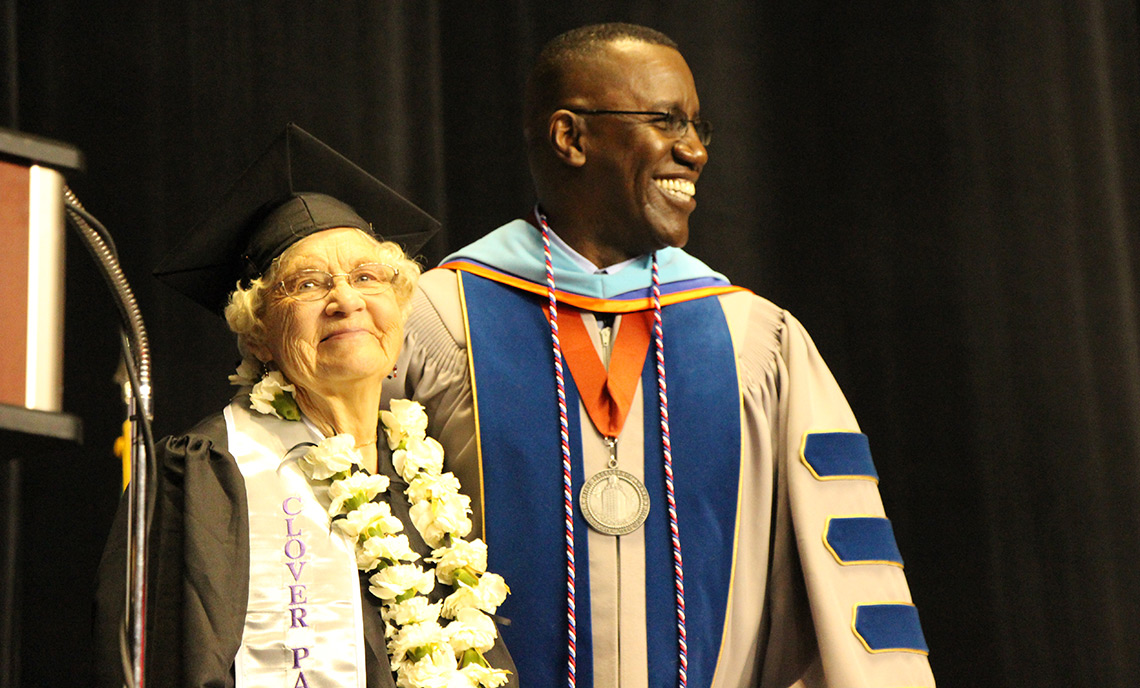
[566,40,697,106]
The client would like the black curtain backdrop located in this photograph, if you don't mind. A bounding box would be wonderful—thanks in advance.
[6,1,1140,686]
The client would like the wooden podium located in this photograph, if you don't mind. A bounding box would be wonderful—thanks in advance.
[0,127,84,688]
[0,127,85,412]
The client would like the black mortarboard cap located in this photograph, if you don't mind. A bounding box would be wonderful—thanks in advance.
[153,123,439,315]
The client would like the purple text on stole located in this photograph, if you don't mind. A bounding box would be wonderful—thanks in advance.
[283,495,311,686]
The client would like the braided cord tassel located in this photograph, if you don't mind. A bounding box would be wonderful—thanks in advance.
[652,254,688,687]
[539,215,577,688]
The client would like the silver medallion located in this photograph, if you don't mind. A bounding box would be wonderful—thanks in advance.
[579,468,651,535]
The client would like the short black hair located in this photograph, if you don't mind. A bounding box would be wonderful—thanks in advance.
[523,23,680,141]
[536,22,678,65]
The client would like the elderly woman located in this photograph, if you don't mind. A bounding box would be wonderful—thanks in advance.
[95,125,514,688]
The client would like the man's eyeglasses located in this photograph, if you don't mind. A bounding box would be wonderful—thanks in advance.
[276,263,399,301]
[567,108,712,145]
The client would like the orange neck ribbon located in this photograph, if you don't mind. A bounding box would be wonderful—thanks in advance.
[555,308,653,438]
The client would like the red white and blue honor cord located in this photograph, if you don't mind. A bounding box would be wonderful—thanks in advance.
[540,218,578,688]
[539,214,688,688]
[652,256,688,687]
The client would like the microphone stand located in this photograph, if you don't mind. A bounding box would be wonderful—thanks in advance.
[63,187,154,688]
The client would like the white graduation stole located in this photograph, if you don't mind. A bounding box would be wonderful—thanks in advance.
[225,399,367,688]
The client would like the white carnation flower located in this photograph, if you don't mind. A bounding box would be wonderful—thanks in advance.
[388,620,449,670]
[249,370,300,420]
[393,436,446,482]
[460,662,510,688]
[408,471,463,504]
[334,501,402,541]
[357,533,419,570]
[381,399,430,449]
[393,644,457,688]
[298,434,360,480]
[228,358,261,387]
[327,472,390,516]
[410,491,472,548]
[442,573,509,618]
[445,608,498,654]
[381,596,442,627]
[429,538,488,585]
[369,563,436,601]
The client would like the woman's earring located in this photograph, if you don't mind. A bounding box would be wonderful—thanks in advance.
[387,363,398,380]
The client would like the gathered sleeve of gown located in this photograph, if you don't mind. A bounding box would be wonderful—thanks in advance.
[731,293,934,687]
[93,413,249,688]
[391,269,485,536]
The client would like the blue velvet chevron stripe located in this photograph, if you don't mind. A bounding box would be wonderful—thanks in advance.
[853,603,929,654]
[801,431,879,480]
[823,517,904,566]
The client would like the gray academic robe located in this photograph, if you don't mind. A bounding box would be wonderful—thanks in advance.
[389,267,935,688]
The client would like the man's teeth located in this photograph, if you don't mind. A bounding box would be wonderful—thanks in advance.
[655,178,696,199]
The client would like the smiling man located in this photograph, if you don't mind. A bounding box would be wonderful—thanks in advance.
[392,23,936,688]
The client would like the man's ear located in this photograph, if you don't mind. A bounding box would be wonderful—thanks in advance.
[549,110,587,167]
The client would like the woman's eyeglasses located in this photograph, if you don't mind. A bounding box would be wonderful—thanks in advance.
[276,263,398,301]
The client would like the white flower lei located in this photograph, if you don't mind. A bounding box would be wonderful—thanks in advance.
[237,366,511,688]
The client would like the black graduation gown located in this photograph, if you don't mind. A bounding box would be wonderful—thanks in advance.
[94,411,516,688]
